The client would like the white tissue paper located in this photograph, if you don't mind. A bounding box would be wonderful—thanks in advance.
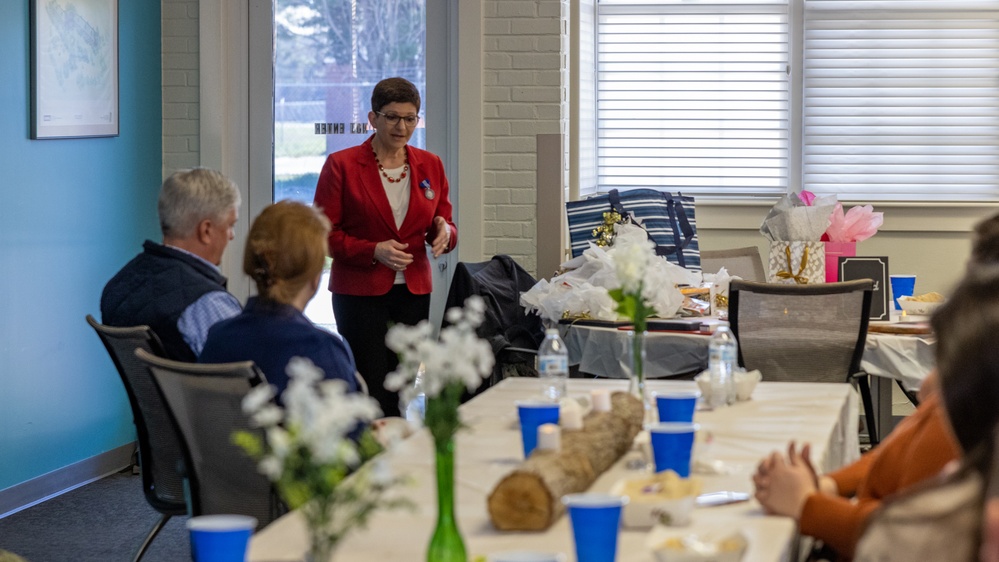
[759,192,838,242]
[520,223,694,323]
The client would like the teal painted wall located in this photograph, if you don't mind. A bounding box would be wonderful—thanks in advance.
[0,1,162,491]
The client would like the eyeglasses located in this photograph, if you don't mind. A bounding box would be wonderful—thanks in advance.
[375,111,420,127]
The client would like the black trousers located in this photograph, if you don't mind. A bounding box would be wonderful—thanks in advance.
[332,285,430,417]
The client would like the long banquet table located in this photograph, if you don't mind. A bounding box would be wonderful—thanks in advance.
[249,378,859,562]
[562,322,932,438]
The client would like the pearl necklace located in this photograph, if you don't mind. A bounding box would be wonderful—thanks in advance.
[373,149,409,183]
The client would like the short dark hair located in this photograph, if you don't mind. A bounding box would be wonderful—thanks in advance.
[371,77,421,113]
[932,264,999,471]
[972,212,999,266]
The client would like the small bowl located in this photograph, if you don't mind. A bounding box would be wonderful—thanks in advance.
[733,370,762,401]
[897,297,944,316]
[610,473,701,528]
[694,371,711,398]
[650,531,748,562]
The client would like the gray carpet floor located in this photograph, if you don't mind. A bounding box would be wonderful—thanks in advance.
[0,472,190,562]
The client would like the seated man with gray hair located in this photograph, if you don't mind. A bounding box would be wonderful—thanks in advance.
[101,168,242,360]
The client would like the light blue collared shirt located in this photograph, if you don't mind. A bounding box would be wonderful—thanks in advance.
[168,245,242,356]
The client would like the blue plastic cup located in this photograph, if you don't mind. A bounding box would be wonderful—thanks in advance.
[516,401,560,458]
[561,493,628,562]
[649,422,699,477]
[655,390,701,423]
[889,274,916,310]
[188,514,257,562]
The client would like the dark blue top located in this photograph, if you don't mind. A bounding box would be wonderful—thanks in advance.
[102,240,231,361]
[199,297,359,398]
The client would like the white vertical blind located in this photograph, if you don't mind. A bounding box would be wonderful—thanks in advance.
[595,0,791,198]
[803,0,999,202]
[579,0,598,194]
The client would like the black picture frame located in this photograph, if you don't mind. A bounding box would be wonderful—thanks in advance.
[30,0,119,139]
[839,256,890,321]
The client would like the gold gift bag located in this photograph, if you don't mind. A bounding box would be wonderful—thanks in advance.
[767,241,826,285]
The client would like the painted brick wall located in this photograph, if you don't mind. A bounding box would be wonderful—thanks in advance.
[162,0,200,178]
[483,0,569,275]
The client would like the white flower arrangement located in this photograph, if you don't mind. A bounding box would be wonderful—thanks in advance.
[234,357,409,556]
[384,296,494,449]
[240,357,382,479]
[384,295,495,405]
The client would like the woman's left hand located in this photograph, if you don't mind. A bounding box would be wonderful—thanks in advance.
[753,441,818,520]
[430,216,451,257]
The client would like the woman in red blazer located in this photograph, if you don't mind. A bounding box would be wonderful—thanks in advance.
[313,77,457,417]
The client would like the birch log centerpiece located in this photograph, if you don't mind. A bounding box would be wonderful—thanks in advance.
[487,392,644,531]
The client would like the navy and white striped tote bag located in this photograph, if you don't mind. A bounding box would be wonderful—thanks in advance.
[566,189,700,271]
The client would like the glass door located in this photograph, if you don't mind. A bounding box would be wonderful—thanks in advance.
[272,0,427,330]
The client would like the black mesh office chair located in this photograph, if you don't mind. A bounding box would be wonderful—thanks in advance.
[135,349,285,529]
[728,279,881,445]
[443,255,545,393]
[85,315,187,562]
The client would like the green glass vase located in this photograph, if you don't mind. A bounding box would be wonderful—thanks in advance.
[427,436,466,562]
[625,329,654,426]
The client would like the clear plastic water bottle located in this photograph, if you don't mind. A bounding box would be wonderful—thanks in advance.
[404,362,427,426]
[707,325,738,408]
[538,328,568,402]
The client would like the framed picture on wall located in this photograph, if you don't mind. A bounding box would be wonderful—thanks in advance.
[30,0,119,139]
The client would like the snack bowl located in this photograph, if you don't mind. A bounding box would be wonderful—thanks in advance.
[609,471,701,528]
[693,371,711,399]
[649,530,748,562]
[733,370,762,401]
[897,296,944,316]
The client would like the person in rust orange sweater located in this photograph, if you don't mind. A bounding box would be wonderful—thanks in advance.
[752,386,958,559]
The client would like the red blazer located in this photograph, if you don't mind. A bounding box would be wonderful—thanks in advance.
[314,136,458,296]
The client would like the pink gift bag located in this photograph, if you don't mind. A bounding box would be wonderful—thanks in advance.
[824,241,857,282]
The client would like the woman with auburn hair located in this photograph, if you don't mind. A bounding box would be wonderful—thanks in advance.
[199,201,360,398]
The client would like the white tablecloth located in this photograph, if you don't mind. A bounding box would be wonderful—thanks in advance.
[249,378,859,562]
[562,325,933,391]
[859,333,934,392]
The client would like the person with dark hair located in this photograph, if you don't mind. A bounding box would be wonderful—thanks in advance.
[199,201,360,398]
[850,265,999,560]
[313,76,457,416]
[971,211,999,268]
[101,168,242,360]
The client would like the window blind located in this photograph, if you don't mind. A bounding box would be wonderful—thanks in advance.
[595,0,791,199]
[803,0,999,202]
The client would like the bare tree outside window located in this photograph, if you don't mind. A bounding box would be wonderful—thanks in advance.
[274,0,426,203]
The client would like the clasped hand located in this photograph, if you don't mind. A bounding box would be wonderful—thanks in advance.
[374,240,413,272]
[752,441,820,519]
[374,218,450,271]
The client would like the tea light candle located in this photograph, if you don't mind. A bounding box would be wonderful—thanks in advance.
[561,406,584,430]
[591,389,612,412]
[537,423,561,451]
